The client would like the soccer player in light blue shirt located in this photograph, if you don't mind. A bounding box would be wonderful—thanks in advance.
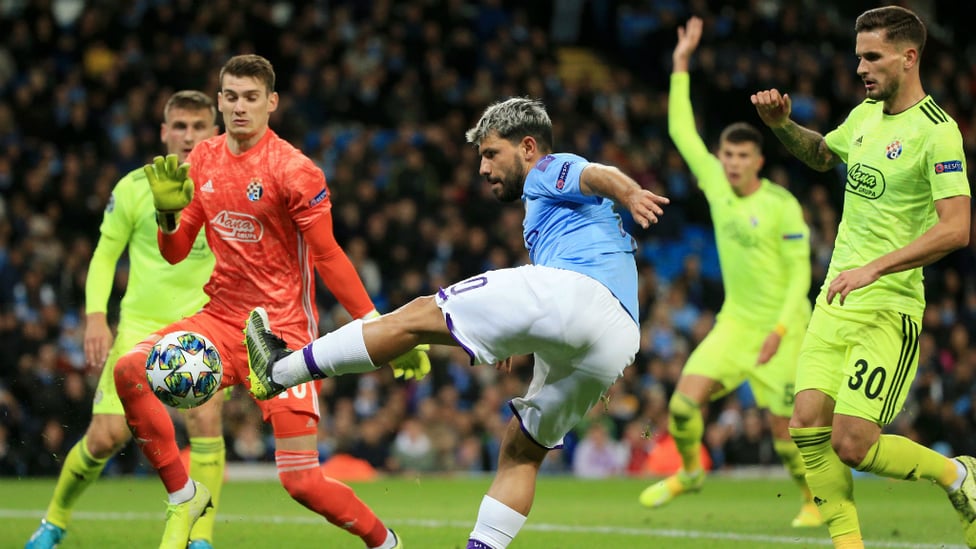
[243,97,669,548]
[522,152,639,323]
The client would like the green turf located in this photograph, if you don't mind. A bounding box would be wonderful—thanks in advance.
[2,474,967,548]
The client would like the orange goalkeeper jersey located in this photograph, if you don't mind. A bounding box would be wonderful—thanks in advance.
[167,129,355,344]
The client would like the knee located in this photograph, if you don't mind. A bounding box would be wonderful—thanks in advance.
[85,419,131,459]
[184,398,223,438]
[668,392,699,420]
[831,431,870,467]
[113,352,146,390]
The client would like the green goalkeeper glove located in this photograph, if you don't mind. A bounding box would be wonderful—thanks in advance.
[144,154,194,233]
[390,344,431,381]
[362,310,431,380]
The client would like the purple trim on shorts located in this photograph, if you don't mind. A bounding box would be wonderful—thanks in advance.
[302,344,326,379]
[444,312,476,366]
[507,402,563,450]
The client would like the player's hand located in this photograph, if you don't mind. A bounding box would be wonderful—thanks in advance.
[673,16,703,65]
[750,89,793,129]
[756,332,781,365]
[84,312,113,371]
[390,344,431,381]
[827,265,880,306]
[144,154,194,232]
[494,356,514,373]
[626,188,670,229]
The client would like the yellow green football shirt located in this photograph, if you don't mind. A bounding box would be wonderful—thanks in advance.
[86,167,214,326]
[823,97,971,317]
[669,72,811,330]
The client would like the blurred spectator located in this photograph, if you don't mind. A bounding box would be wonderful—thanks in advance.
[572,420,628,479]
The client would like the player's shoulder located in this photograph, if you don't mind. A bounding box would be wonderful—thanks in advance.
[761,179,801,205]
[266,130,319,170]
[189,134,226,161]
[844,98,883,121]
[913,96,958,129]
[533,153,588,175]
[112,166,149,193]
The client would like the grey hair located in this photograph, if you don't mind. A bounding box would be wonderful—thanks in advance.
[465,97,553,152]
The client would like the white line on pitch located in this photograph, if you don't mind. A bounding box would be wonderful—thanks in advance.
[0,509,965,548]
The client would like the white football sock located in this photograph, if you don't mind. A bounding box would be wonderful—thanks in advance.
[167,478,195,504]
[468,495,527,549]
[273,320,376,387]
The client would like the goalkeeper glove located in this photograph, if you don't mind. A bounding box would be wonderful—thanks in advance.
[390,344,431,380]
[362,310,431,381]
[144,154,194,233]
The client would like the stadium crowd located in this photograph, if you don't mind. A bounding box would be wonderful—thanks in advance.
[1,0,975,479]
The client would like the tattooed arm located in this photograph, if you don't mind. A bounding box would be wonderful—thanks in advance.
[751,88,841,172]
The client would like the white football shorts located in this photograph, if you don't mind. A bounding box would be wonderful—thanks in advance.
[435,265,639,448]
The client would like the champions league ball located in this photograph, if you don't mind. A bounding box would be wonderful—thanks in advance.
[146,330,222,409]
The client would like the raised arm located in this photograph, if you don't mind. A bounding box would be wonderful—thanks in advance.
[672,16,702,74]
[750,89,840,172]
[579,163,669,229]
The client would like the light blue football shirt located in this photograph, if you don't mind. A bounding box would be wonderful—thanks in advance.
[522,153,639,323]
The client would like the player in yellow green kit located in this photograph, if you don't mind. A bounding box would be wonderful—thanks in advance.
[638,16,820,528]
[26,91,225,549]
[752,6,974,548]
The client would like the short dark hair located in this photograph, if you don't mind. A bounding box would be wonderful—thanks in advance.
[855,5,926,55]
[164,90,216,123]
[219,54,276,93]
[720,122,763,149]
[466,97,554,153]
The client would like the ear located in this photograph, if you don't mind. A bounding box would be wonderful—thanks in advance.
[903,47,920,70]
[521,135,537,160]
[268,91,280,113]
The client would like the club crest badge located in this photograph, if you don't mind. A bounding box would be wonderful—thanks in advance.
[885,140,903,160]
[246,178,264,201]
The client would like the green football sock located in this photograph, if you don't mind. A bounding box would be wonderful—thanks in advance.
[856,434,957,487]
[774,438,813,503]
[188,436,226,542]
[668,392,704,473]
[45,435,109,529]
[790,426,861,539]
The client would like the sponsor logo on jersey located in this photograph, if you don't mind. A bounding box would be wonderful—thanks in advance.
[309,188,328,207]
[845,162,886,199]
[201,179,214,192]
[934,160,963,174]
[105,194,115,213]
[246,178,264,201]
[885,140,903,159]
[555,162,571,190]
[854,135,863,147]
[211,210,264,242]
[782,233,804,240]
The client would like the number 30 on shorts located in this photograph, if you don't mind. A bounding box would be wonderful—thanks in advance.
[847,358,887,399]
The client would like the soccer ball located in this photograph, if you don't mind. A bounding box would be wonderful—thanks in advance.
[145,330,222,409]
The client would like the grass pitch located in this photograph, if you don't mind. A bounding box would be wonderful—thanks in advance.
[2,473,967,548]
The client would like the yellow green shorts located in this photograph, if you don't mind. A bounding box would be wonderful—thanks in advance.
[92,319,163,416]
[683,315,805,417]
[797,304,920,426]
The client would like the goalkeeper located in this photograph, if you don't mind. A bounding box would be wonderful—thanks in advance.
[638,16,821,529]
[111,55,422,549]
[26,91,226,549]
